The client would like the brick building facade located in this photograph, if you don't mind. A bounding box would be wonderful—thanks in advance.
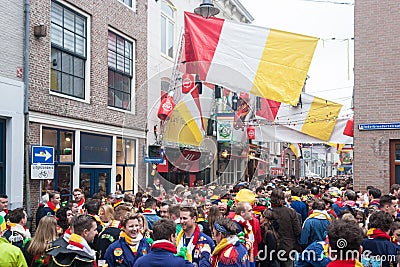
[354,2,400,192]
[28,0,147,215]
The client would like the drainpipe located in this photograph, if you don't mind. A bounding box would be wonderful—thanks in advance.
[24,0,32,230]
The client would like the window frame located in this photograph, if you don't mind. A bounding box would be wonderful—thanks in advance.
[41,127,75,199]
[116,137,136,192]
[118,0,136,12]
[107,28,136,113]
[50,0,91,103]
[160,0,176,59]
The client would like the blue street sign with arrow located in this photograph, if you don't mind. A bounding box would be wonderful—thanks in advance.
[31,146,54,165]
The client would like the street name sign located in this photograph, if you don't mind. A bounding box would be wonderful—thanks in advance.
[358,123,400,131]
[31,146,54,164]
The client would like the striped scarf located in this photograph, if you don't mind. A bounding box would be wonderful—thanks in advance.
[47,200,59,213]
[66,233,96,260]
[307,210,332,221]
[211,236,239,267]
[176,224,200,262]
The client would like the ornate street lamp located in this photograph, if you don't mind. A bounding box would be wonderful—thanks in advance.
[194,0,220,18]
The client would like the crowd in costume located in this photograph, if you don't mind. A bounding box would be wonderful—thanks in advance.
[1,174,400,267]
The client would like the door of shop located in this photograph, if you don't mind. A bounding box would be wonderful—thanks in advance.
[80,168,111,198]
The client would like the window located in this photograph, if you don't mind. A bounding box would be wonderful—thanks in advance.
[50,1,87,99]
[108,31,133,111]
[161,0,175,58]
[0,119,5,194]
[119,0,133,8]
[116,137,136,192]
[42,128,75,201]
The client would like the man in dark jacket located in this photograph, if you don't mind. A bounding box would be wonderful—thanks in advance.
[47,214,98,267]
[270,188,302,267]
[134,218,193,267]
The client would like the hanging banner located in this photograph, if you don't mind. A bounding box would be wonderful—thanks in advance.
[216,113,235,142]
[302,147,312,160]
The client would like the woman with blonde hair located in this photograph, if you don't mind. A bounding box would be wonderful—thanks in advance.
[23,215,58,267]
[136,213,151,239]
[98,204,114,226]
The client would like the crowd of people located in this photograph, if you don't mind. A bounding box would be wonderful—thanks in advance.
[0,174,400,267]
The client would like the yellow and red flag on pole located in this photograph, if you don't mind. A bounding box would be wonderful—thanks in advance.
[184,12,319,106]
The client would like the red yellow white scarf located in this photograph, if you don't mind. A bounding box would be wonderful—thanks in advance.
[176,224,201,262]
[151,240,177,254]
[367,228,391,240]
[66,233,96,260]
[211,236,239,267]
[120,231,143,255]
[47,200,59,213]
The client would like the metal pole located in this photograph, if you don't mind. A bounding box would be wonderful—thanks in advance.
[24,0,32,230]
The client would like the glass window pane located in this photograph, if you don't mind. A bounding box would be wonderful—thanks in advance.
[116,138,124,164]
[108,89,115,106]
[62,52,73,74]
[108,32,116,51]
[125,41,132,58]
[125,139,135,164]
[57,165,72,202]
[161,1,174,18]
[75,16,85,36]
[161,16,166,54]
[60,131,74,162]
[115,73,122,90]
[396,144,400,160]
[51,3,63,25]
[64,30,75,52]
[168,21,174,58]
[62,73,73,95]
[42,129,58,156]
[108,70,114,89]
[75,35,85,56]
[123,92,130,110]
[108,51,116,69]
[51,24,63,46]
[115,90,123,108]
[123,76,130,93]
[74,77,84,98]
[51,70,61,91]
[79,172,92,199]
[116,54,124,71]
[116,167,124,191]
[51,48,62,71]
[125,59,131,75]
[124,166,134,192]
[64,9,75,31]
[74,57,84,78]
[117,36,125,54]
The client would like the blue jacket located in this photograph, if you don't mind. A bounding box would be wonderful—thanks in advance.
[104,237,151,267]
[299,217,330,248]
[362,237,400,267]
[291,200,308,223]
[213,240,250,267]
[133,242,193,267]
[143,213,161,230]
[295,240,331,267]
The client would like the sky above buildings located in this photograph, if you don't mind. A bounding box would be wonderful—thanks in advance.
[240,0,354,112]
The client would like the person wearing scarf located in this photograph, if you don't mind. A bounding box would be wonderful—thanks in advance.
[326,220,363,267]
[3,208,31,249]
[37,190,61,223]
[300,200,331,249]
[73,188,85,214]
[176,206,214,267]
[361,211,399,267]
[134,218,193,267]
[47,214,98,267]
[104,213,150,267]
[211,217,249,267]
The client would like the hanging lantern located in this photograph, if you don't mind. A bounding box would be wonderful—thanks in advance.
[247,125,255,140]
[157,94,175,121]
[343,117,354,137]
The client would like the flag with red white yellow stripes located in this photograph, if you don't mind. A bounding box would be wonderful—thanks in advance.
[184,12,318,106]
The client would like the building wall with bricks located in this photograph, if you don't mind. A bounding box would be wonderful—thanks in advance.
[354,2,400,193]
[28,0,148,215]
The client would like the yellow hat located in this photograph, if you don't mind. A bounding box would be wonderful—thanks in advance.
[234,189,256,204]
[0,215,6,232]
